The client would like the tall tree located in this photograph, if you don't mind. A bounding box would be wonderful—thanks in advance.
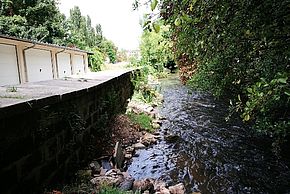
[0,0,65,43]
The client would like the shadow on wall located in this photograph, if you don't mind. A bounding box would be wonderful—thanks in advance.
[0,71,135,193]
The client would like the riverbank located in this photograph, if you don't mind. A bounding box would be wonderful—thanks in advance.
[46,75,188,194]
[47,74,290,193]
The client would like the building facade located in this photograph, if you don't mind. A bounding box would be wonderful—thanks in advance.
[0,35,90,86]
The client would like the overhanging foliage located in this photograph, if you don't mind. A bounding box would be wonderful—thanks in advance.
[157,0,290,149]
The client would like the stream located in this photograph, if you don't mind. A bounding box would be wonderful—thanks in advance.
[127,75,290,193]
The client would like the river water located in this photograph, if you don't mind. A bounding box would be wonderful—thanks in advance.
[127,75,290,193]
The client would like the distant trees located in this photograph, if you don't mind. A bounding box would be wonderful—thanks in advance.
[116,49,128,62]
[64,6,118,67]
[65,6,101,49]
[0,0,118,70]
[139,24,173,73]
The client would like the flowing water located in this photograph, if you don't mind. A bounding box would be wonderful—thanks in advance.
[127,75,290,194]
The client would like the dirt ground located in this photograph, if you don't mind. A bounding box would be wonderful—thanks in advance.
[95,114,143,157]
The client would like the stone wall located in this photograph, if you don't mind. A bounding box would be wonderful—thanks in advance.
[0,71,134,193]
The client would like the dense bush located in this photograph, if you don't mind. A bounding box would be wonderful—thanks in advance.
[156,0,290,149]
[88,48,104,71]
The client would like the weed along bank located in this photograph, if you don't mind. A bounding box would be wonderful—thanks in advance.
[0,36,136,193]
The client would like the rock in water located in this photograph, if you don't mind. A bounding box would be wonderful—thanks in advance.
[132,142,146,149]
[118,177,134,191]
[141,133,158,146]
[125,153,132,159]
[164,134,179,143]
[153,180,167,191]
[152,123,161,129]
[89,161,101,175]
[159,187,170,194]
[133,179,154,193]
[168,183,185,194]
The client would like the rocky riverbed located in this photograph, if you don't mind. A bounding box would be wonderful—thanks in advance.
[48,90,187,194]
[85,99,187,194]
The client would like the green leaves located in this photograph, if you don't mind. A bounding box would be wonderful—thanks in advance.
[244,114,250,121]
[139,20,174,75]
[247,87,253,94]
[174,18,181,26]
[278,78,287,84]
[285,91,290,96]
[151,0,158,11]
[152,23,160,33]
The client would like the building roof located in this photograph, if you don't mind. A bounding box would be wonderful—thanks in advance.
[0,34,93,54]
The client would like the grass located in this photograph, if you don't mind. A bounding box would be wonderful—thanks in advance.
[127,112,153,133]
[6,86,18,92]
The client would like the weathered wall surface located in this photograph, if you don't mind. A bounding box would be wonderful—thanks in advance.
[0,71,134,193]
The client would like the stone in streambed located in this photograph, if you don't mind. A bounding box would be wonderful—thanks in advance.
[153,180,167,191]
[164,134,179,143]
[158,187,170,194]
[89,161,101,175]
[133,142,146,149]
[118,177,134,191]
[126,146,135,153]
[141,133,158,146]
[133,179,154,193]
[153,119,163,125]
[125,153,132,159]
[152,123,161,129]
[168,183,185,194]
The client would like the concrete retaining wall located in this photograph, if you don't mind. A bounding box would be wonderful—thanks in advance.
[0,70,135,193]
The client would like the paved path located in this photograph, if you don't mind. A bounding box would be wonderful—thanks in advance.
[0,69,134,109]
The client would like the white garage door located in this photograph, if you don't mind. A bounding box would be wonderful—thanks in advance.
[57,52,71,78]
[25,49,53,82]
[73,55,85,74]
[0,44,20,86]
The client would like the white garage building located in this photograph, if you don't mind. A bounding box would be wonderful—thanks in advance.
[0,35,90,86]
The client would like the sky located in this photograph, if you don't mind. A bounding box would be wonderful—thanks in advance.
[58,0,144,51]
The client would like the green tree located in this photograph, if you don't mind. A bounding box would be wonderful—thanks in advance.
[0,0,66,43]
[0,1,119,72]
[140,24,173,72]
[100,39,117,64]
[65,6,105,50]
[65,6,87,48]
[95,24,103,45]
